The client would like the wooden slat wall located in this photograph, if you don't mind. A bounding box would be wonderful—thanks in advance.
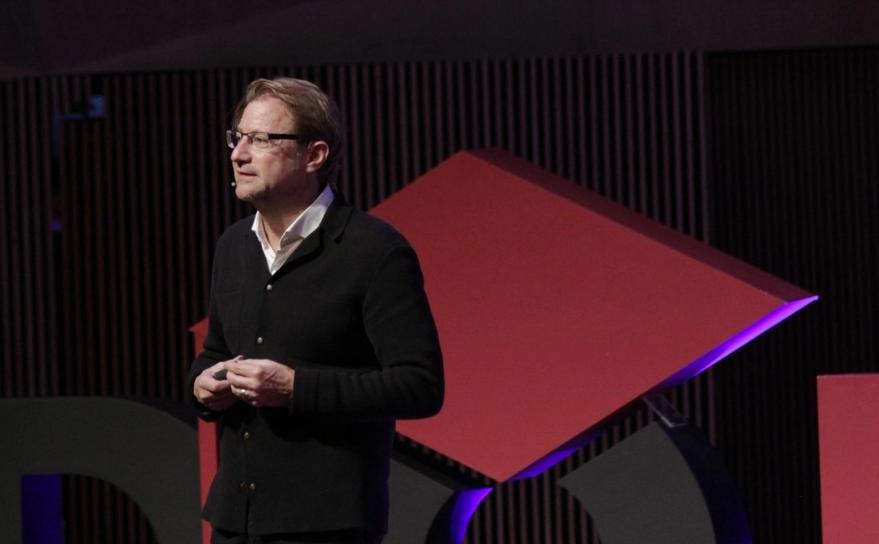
[1,78,58,398]
[1,53,709,543]
[708,47,879,544]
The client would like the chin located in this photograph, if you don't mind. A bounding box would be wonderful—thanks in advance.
[234,183,261,203]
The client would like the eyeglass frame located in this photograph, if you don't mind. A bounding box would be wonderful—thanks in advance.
[225,129,300,149]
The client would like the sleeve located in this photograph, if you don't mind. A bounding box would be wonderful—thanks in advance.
[291,245,444,420]
[187,250,235,421]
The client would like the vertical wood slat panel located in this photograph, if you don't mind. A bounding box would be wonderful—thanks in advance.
[16,79,31,395]
[2,52,708,544]
[2,81,17,396]
[12,79,25,394]
[0,83,7,395]
[107,76,122,396]
[1,82,11,397]
[708,47,879,544]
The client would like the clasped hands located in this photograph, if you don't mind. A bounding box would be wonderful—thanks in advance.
[194,356,295,411]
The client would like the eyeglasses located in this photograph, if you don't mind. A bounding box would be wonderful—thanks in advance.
[226,130,299,149]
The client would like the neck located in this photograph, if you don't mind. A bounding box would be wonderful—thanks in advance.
[257,184,324,249]
[259,211,294,251]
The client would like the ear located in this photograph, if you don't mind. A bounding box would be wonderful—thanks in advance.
[304,141,330,174]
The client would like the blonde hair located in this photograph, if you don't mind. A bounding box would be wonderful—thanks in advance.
[234,77,345,187]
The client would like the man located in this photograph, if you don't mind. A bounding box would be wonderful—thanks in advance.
[189,77,444,544]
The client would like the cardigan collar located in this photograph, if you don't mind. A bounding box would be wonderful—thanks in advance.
[318,190,354,242]
[278,189,354,271]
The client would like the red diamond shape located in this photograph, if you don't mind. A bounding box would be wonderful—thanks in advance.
[375,149,816,482]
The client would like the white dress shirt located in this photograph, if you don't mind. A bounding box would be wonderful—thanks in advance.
[250,184,335,275]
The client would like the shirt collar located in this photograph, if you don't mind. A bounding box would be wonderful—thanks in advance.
[251,184,335,251]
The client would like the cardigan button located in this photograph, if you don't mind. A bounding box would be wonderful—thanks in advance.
[256,336,264,345]
[266,284,272,291]
[249,482,257,492]
[243,431,251,440]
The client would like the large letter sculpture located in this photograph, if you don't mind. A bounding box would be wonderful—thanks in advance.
[818,374,879,544]
[1,398,201,544]
[559,420,751,543]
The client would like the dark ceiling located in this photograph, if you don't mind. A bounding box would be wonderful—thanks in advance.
[3,0,879,80]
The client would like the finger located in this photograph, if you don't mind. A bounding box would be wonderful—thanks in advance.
[227,360,262,377]
[230,384,259,399]
[213,384,236,396]
[208,357,236,375]
[221,355,244,366]
[201,376,232,393]
[226,372,260,390]
[233,389,260,408]
[198,389,227,407]
[230,385,247,397]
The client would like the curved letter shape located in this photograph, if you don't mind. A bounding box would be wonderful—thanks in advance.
[559,422,752,544]
[0,398,201,544]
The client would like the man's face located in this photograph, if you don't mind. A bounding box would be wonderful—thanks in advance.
[230,95,316,206]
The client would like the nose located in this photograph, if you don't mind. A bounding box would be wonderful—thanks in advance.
[230,137,251,162]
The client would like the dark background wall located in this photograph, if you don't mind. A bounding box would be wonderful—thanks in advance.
[708,47,879,542]
[2,2,879,543]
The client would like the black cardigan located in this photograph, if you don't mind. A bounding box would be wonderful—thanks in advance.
[188,197,444,535]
